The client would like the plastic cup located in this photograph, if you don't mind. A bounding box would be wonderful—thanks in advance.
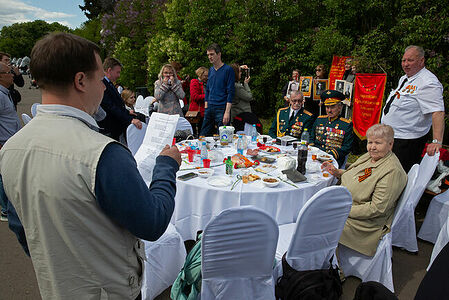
[263,136,268,144]
[281,139,287,147]
[187,150,195,162]
[312,154,317,160]
[203,159,211,168]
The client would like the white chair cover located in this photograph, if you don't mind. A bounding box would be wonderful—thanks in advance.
[21,113,32,125]
[338,164,420,292]
[392,153,439,252]
[135,95,153,117]
[176,117,193,134]
[31,103,39,117]
[274,186,352,279]
[201,206,278,300]
[141,223,187,300]
[427,217,449,271]
[418,189,449,244]
[126,122,147,156]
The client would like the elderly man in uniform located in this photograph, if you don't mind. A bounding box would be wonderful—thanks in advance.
[269,90,314,139]
[381,45,445,172]
[311,90,353,167]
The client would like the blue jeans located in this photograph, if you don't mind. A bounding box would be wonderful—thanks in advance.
[200,104,226,136]
[0,176,8,214]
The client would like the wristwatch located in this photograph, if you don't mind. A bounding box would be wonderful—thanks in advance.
[432,139,442,145]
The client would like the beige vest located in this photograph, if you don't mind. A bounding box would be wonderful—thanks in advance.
[0,113,144,299]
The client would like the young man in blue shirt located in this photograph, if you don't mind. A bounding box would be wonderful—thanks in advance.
[200,43,235,136]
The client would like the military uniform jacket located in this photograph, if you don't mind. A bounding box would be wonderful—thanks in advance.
[268,107,314,138]
[310,115,353,166]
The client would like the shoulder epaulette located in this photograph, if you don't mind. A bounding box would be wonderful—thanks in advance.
[303,109,313,116]
[339,117,351,123]
[317,115,327,119]
[279,107,289,112]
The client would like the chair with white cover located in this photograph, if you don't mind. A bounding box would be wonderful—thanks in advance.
[201,206,278,300]
[427,217,449,271]
[418,188,449,244]
[135,95,154,118]
[141,223,187,300]
[31,103,39,117]
[392,153,439,252]
[126,122,147,156]
[338,164,420,292]
[274,186,352,280]
[21,113,32,125]
[176,117,193,135]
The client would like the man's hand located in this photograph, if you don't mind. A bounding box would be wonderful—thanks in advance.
[159,145,182,166]
[12,66,20,75]
[222,111,230,125]
[132,119,142,129]
[427,143,442,156]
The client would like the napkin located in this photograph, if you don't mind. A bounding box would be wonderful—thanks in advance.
[282,169,307,183]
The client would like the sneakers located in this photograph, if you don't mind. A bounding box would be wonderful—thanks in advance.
[0,212,7,222]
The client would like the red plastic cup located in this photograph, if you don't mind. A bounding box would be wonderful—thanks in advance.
[187,150,195,162]
[203,159,211,168]
[172,138,176,146]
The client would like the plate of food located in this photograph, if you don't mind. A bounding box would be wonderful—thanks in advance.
[207,176,232,187]
[316,154,333,162]
[259,145,281,153]
[197,168,215,178]
[262,176,280,188]
[241,173,261,184]
[254,155,276,163]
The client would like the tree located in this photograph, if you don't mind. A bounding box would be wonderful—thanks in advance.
[0,21,71,57]
[79,0,116,19]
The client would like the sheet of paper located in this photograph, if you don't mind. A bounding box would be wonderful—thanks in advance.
[135,113,179,186]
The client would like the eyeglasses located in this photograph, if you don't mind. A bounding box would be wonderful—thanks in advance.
[0,70,14,75]
[316,69,322,71]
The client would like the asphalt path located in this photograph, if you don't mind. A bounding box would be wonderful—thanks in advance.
[0,79,435,299]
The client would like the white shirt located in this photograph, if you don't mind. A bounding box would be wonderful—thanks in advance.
[289,108,300,119]
[381,67,444,139]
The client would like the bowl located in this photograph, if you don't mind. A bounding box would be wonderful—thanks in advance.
[197,168,215,178]
[262,176,280,187]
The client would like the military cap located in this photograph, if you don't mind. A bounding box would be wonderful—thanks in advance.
[321,90,345,106]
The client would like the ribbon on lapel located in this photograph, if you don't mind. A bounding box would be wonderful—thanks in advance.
[358,168,372,182]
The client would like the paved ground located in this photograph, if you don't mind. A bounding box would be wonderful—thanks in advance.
[0,80,435,299]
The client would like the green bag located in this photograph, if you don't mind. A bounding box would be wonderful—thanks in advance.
[170,235,202,300]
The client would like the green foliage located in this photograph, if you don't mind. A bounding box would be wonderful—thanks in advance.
[113,37,147,89]
[0,20,71,57]
[73,18,102,45]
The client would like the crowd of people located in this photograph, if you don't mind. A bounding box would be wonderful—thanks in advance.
[0,31,446,298]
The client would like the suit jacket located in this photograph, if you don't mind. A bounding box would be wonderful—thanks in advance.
[339,152,407,256]
[98,78,133,141]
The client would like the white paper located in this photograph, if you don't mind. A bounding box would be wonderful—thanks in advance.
[135,113,179,186]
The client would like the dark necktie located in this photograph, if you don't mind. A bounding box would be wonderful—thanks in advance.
[289,111,296,123]
[383,78,408,115]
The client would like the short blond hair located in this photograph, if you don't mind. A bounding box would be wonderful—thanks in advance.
[121,89,135,107]
[366,124,394,143]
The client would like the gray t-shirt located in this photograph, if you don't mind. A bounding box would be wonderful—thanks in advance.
[0,85,21,145]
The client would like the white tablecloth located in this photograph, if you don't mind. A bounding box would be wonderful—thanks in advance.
[172,142,337,240]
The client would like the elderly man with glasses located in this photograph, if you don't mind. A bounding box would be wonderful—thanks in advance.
[269,90,314,139]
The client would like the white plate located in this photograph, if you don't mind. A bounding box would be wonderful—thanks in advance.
[197,168,215,178]
[316,154,333,162]
[262,176,280,187]
[207,175,232,187]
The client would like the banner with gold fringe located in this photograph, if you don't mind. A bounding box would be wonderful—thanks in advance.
[353,73,387,139]
[328,55,351,90]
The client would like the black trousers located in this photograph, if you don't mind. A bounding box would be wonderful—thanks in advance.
[392,135,428,173]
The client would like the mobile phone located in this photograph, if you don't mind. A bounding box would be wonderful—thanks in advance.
[177,172,198,181]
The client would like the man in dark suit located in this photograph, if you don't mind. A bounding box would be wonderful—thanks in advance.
[98,57,142,141]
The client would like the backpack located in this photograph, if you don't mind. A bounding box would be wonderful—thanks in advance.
[275,253,342,300]
[170,235,202,300]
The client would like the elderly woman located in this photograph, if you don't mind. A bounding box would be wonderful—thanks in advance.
[230,63,253,121]
[322,124,407,256]
[154,64,186,116]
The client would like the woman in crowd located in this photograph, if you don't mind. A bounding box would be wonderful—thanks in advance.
[189,66,208,135]
[322,124,407,257]
[304,64,327,116]
[230,63,253,121]
[282,69,300,106]
[342,58,356,83]
[121,89,146,122]
[154,64,185,116]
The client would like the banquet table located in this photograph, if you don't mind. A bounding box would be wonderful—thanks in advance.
[170,139,338,241]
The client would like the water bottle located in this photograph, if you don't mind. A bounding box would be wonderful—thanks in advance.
[251,124,258,143]
[225,156,233,175]
[200,141,208,160]
[236,135,244,155]
[296,141,308,175]
[301,128,310,146]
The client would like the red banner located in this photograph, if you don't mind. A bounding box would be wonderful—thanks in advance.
[352,73,387,139]
[328,55,351,90]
